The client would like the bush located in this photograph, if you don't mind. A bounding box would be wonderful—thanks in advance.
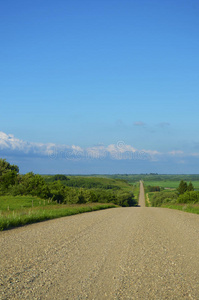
[147,185,160,192]
[0,159,138,207]
[151,191,178,207]
[177,191,199,204]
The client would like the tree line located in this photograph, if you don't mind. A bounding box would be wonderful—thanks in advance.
[0,159,137,207]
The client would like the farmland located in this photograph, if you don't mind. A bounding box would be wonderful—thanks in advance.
[1,158,199,232]
[139,175,199,214]
[0,159,139,230]
[0,196,116,231]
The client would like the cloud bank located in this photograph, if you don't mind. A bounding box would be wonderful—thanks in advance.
[0,131,154,161]
[1,131,199,174]
[1,131,198,161]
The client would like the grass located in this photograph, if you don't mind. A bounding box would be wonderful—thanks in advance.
[144,180,199,190]
[130,182,140,202]
[145,180,179,188]
[0,195,52,211]
[44,175,133,191]
[0,195,117,231]
[145,182,199,214]
[161,203,199,214]
[145,193,150,207]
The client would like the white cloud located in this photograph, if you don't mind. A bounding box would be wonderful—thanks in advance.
[0,131,146,161]
[4,131,193,163]
[86,145,107,159]
[133,121,146,127]
[86,144,137,160]
[168,150,184,156]
[0,131,56,156]
[0,131,28,151]
[71,145,83,152]
[2,131,199,174]
[144,150,161,155]
[189,152,199,157]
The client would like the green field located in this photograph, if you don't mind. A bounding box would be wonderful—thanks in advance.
[105,174,199,182]
[143,176,199,214]
[0,195,52,211]
[2,159,199,229]
[144,180,199,189]
[145,181,179,189]
[103,174,199,191]
[0,170,137,230]
[0,195,117,231]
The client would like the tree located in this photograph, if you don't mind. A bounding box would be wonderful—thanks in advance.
[0,159,19,191]
[147,185,160,192]
[178,180,188,195]
[49,180,66,203]
[0,158,19,176]
[52,174,69,181]
[20,172,50,198]
[1,171,18,189]
[116,191,135,207]
[77,189,86,204]
[187,182,194,192]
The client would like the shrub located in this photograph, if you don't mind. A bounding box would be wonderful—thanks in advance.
[151,191,178,207]
[147,185,160,192]
[177,191,199,204]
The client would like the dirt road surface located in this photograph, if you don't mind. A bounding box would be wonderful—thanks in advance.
[138,181,145,207]
[0,183,199,299]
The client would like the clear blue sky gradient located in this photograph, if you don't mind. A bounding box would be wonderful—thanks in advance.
[1,0,199,173]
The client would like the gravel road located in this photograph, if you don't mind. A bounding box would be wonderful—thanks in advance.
[0,183,199,299]
[138,181,145,207]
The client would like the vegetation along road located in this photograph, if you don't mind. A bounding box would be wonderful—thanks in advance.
[0,182,199,299]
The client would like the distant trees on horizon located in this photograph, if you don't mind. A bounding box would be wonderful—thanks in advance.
[0,158,137,207]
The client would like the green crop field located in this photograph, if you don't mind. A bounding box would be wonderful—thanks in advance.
[144,180,199,190]
[144,180,199,189]
[144,181,179,189]
[104,174,199,191]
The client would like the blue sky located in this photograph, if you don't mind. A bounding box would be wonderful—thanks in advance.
[1,0,199,174]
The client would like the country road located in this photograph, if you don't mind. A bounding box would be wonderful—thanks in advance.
[0,183,199,299]
[138,180,145,207]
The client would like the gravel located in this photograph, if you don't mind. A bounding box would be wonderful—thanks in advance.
[0,183,198,299]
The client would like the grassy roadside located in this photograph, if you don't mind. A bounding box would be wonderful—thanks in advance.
[0,202,117,231]
[143,182,199,214]
[145,191,155,207]
[142,182,150,207]
[145,192,199,214]
[161,203,199,214]
[130,181,140,203]
[145,193,151,207]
